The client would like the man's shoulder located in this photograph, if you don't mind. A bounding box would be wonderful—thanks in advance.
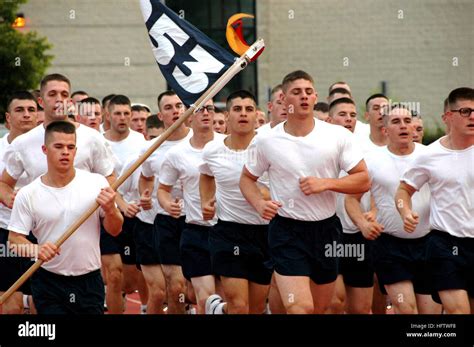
[75,168,108,185]
[10,125,43,147]
[202,135,225,155]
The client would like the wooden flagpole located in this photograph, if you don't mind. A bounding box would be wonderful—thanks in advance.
[0,39,265,305]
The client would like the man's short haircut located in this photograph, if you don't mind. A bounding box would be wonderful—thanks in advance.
[71,90,88,98]
[443,98,449,113]
[44,120,76,144]
[80,97,100,105]
[6,91,37,112]
[314,102,329,112]
[270,84,283,101]
[365,93,388,111]
[226,90,257,111]
[30,89,43,111]
[328,81,348,93]
[108,94,131,112]
[329,88,352,98]
[381,102,412,125]
[146,115,164,129]
[40,73,71,92]
[102,94,116,107]
[328,98,356,116]
[157,90,177,111]
[281,70,314,92]
[131,105,149,113]
[214,106,224,114]
[447,87,474,108]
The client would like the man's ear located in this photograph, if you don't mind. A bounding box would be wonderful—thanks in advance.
[157,112,164,121]
[42,144,47,155]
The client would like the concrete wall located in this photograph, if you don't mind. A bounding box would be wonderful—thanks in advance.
[20,0,473,128]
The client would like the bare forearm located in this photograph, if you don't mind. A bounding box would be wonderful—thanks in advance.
[8,232,37,258]
[199,174,215,204]
[139,175,154,195]
[325,172,370,194]
[345,195,366,229]
[395,187,413,217]
[103,208,124,236]
[157,187,172,209]
[240,174,264,210]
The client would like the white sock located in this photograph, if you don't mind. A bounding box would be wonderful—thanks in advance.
[23,294,30,309]
[140,304,147,313]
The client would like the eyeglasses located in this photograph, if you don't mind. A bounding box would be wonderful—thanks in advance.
[450,108,474,117]
[196,105,215,113]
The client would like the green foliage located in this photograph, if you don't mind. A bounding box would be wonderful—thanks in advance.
[423,122,446,145]
[0,0,53,119]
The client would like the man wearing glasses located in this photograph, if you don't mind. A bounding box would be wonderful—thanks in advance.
[396,87,474,314]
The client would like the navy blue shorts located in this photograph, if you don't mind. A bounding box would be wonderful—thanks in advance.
[373,233,432,295]
[210,220,272,285]
[133,218,160,265]
[339,232,375,288]
[0,228,33,294]
[180,223,213,281]
[426,230,474,302]
[154,214,186,265]
[99,216,136,264]
[31,268,104,314]
[268,214,342,285]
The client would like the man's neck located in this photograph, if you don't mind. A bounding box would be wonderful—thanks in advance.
[105,129,130,142]
[225,131,255,150]
[387,142,415,156]
[166,125,189,141]
[7,129,23,144]
[42,168,76,188]
[369,127,388,146]
[442,133,474,150]
[190,129,213,149]
[43,115,71,128]
[284,115,314,137]
[269,118,282,128]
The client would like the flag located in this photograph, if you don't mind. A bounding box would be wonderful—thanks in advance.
[139,0,236,107]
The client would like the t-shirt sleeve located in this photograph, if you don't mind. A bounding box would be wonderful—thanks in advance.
[339,131,364,173]
[198,146,214,177]
[401,155,430,191]
[3,141,25,180]
[159,151,180,186]
[8,189,33,235]
[244,136,269,178]
[92,136,115,177]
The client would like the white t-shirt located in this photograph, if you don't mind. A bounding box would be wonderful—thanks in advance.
[366,144,431,239]
[104,130,147,175]
[245,119,364,221]
[354,120,370,140]
[141,129,193,219]
[8,169,108,276]
[256,122,275,136]
[160,133,225,226]
[200,135,269,225]
[402,140,474,238]
[4,124,115,185]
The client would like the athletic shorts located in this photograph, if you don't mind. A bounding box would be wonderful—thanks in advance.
[268,214,342,285]
[154,214,186,265]
[180,223,213,281]
[0,228,33,295]
[426,230,474,303]
[339,231,375,288]
[373,233,431,295]
[210,220,272,285]
[31,268,104,314]
[99,216,136,264]
[133,218,161,265]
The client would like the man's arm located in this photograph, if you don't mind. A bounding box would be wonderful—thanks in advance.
[240,167,281,220]
[0,170,18,209]
[345,193,384,240]
[9,232,59,262]
[97,187,123,236]
[157,183,182,218]
[395,182,419,233]
[299,160,371,196]
[199,173,217,220]
[138,173,154,210]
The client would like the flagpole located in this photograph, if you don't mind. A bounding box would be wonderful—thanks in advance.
[0,39,265,305]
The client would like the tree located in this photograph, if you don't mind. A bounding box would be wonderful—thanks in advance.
[0,0,53,119]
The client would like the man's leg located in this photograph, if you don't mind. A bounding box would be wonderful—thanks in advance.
[415,294,442,314]
[385,281,417,314]
[310,280,337,314]
[372,275,388,314]
[248,282,270,314]
[220,276,249,314]
[326,275,346,314]
[190,275,215,314]
[140,264,166,314]
[275,273,313,314]
[101,254,123,314]
[161,264,186,314]
[438,289,470,314]
[345,286,373,314]
[268,274,286,314]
